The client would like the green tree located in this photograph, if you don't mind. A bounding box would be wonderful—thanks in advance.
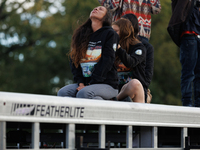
[150,0,182,105]
[0,0,99,95]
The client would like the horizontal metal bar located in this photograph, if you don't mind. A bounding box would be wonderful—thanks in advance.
[2,148,183,150]
[76,148,184,150]
[3,149,75,150]
[2,116,200,128]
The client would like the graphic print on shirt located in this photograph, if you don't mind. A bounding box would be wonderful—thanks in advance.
[117,63,133,85]
[80,42,102,77]
[117,48,142,85]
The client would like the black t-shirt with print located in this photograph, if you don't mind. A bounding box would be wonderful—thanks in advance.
[70,26,119,89]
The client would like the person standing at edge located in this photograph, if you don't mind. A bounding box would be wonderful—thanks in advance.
[58,6,119,100]
[98,0,161,42]
[168,0,200,106]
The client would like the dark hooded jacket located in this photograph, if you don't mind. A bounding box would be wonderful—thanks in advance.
[70,26,119,89]
[167,0,194,47]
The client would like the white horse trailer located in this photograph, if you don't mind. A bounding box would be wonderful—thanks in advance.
[0,91,200,150]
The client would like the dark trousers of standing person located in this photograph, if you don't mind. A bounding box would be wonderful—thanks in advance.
[180,35,200,107]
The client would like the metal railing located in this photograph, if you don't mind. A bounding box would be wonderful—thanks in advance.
[1,91,200,150]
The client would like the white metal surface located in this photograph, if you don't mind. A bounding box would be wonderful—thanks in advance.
[66,124,75,149]
[126,125,132,148]
[181,127,187,148]
[0,121,6,150]
[152,127,158,148]
[1,91,200,127]
[32,122,40,149]
[99,124,105,148]
[1,91,200,150]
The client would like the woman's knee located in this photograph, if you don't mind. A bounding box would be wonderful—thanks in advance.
[76,88,94,99]
[57,84,78,97]
[57,88,65,96]
[128,79,142,90]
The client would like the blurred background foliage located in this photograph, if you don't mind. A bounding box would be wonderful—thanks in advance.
[0,0,182,106]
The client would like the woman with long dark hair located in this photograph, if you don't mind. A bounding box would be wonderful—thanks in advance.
[58,6,119,100]
[112,18,146,103]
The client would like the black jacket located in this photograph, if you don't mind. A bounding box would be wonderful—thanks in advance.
[182,6,200,35]
[141,38,154,88]
[116,43,147,89]
[167,0,194,47]
[70,26,119,89]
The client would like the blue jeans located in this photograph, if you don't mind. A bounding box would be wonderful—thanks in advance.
[57,83,118,100]
[180,35,200,107]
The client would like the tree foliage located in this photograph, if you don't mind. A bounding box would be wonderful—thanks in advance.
[0,0,182,105]
[150,0,182,105]
[0,0,99,95]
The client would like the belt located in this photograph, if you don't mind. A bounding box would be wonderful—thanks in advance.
[183,34,196,37]
[183,34,200,39]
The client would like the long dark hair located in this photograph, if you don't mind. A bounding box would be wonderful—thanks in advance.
[70,7,112,68]
[122,14,139,38]
[112,18,140,65]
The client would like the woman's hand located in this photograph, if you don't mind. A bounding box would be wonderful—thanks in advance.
[77,83,85,91]
[118,44,121,49]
